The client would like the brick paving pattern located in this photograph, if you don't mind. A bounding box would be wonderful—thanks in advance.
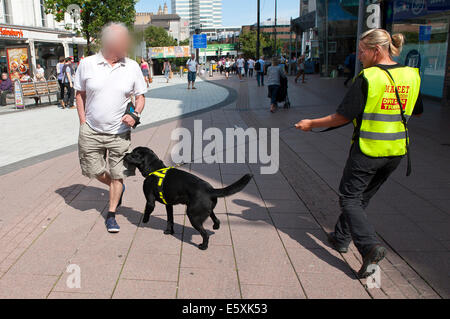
[0,72,447,298]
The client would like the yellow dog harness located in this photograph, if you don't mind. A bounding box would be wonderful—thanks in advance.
[148,167,173,205]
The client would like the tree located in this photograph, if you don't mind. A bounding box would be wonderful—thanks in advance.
[44,0,137,55]
[179,38,190,46]
[143,25,177,47]
[238,30,280,58]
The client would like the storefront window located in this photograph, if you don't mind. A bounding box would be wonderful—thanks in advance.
[386,0,450,98]
[317,0,358,76]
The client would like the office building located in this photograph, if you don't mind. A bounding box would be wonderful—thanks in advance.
[172,0,222,32]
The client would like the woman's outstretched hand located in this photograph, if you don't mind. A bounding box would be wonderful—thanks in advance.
[295,119,313,131]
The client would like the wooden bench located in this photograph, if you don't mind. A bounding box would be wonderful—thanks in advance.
[15,76,60,109]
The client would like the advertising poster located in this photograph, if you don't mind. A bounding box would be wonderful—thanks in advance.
[148,46,190,59]
[7,47,30,82]
[14,79,24,109]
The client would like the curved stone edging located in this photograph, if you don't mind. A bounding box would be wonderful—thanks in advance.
[0,80,238,176]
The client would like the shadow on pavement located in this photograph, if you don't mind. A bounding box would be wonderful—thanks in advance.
[228,198,357,279]
[55,184,215,249]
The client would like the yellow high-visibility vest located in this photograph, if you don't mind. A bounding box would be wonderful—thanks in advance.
[356,66,421,157]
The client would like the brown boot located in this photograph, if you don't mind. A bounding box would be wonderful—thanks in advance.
[61,101,65,109]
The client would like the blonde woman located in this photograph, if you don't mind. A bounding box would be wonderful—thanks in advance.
[295,29,423,278]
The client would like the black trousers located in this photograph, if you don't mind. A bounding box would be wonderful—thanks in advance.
[58,79,64,100]
[63,83,74,107]
[334,142,402,256]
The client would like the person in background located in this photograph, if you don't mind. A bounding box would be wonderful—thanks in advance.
[266,56,286,113]
[344,51,357,87]
[236,55,245,81]
[295,55,306,84]
[140,57,150,88]
[0,72,13,106]
[186,53,199,90]
[56,57,65,104]
[163,59,171,83]
[244,58,249,77]
[295,29,423,278]
[225,58,231,79]
[248,58,255,78]
[35,64,45,81]
[256,56,265,87]
[62,57,75,109]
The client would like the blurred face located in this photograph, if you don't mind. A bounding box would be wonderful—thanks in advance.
[191,54,195,60]
[105,28,131,59]
[1,73,7,80]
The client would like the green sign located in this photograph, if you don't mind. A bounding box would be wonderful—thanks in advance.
[201,44,237,53]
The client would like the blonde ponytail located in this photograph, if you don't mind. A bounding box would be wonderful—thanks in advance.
[390,33,405,56]
[360,29,405,57]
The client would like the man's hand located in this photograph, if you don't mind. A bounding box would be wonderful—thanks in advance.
[122,114,136,127]
[295,119,313,131]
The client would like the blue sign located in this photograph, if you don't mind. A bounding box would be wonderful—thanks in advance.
[419,25,432,41]
[193,34,207,49]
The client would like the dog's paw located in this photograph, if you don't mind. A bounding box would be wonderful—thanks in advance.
[213,222,220,230]
[142,216,150,223]
[164,228,174,235]
[198,243,208,250]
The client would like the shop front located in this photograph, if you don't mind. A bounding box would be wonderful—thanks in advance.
[315,0,450,103]
[0,24,86,82]
[385,0,450,99]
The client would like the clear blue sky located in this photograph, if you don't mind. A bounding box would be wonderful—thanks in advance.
[135,0,300,26]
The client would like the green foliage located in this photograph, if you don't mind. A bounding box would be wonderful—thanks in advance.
[179,38,190,46]
[238,30,273,58]
[43,0,137,54]
[143,25,178,47]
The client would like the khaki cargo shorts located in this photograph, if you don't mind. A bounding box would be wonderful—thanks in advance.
[78,122,132,180]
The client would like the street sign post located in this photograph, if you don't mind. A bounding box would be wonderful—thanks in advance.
[193,34,207,49]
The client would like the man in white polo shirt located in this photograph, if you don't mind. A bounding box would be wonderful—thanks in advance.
[74,22,147,233]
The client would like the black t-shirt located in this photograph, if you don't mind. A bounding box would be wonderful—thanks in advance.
[336,64,423,139]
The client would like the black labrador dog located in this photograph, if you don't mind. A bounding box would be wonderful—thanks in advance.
[124,147,253,250]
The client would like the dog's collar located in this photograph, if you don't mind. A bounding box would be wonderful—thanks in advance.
[147,167,174,204]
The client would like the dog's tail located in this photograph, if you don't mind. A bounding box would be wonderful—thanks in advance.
[210,174,253,198]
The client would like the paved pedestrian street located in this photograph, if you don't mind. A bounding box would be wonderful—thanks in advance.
[0,74,448,299]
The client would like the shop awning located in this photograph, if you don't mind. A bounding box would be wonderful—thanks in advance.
[291,11,316,33]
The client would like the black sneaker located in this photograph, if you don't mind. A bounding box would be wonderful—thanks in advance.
[327,232,349,253]
[105,217,120,233]
[358,245,387,279]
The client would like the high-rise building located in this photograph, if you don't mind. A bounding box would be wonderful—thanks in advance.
[171,0,222,32]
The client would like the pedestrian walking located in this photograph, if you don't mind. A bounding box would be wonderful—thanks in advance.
[163,59,171,83]
[140,57,150,88]
[74,22,147,233]
[255,56,265,87]
[295,29,423,278]
[236,55,245,81]
[244,59,249,77]
[294,55,306,83]
[56,57,65,105]
[62,57,75,109]
[225,58,231,79]
[248,58,255,78]
[344,51,357,87]
[186,53,199,90]
[266,57,286,113]
[0,72,13,106]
